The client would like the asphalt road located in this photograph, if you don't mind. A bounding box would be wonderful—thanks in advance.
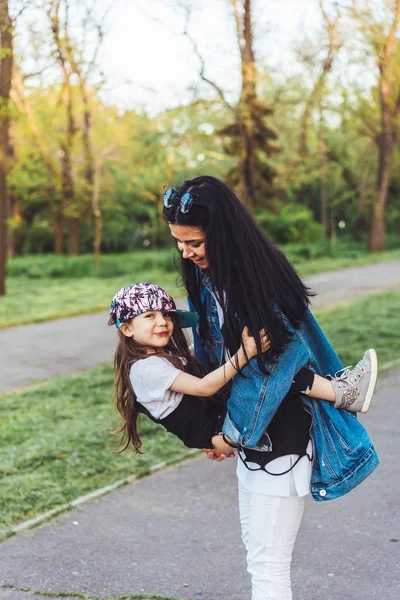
[0,365,398,600]
[1,259,399,394]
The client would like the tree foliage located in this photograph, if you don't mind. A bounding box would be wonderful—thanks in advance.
[2,0,400,262]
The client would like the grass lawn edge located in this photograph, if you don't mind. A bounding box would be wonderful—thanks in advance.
[0,450,201,543]
[1,584,182,600]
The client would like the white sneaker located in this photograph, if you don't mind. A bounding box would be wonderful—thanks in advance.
[330,349,378,413]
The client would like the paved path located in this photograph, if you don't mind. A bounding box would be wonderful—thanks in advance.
[0,366,398,600]
[1,259,399,395]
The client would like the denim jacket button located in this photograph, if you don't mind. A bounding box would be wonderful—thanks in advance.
[319,489,327,497]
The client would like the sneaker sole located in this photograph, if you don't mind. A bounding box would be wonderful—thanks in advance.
[360,349,378,413]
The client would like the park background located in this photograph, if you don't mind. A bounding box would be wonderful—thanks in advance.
[0,3,400,596]
[1,1,400,313]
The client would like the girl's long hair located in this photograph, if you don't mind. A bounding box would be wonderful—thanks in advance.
[163,175,313,373]
[112,316,204,453]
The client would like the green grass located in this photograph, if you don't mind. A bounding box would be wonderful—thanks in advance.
[1,287,400,534]
[0,366,192,534]
[1,241,399,328]
[316,288,400,366]
[292,247,400,276]
[6,249,178,279]
[1,586,179,600]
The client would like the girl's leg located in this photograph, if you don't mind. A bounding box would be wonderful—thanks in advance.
[238,479,305,600]
[298,370,335,401]
[292,348,378,413]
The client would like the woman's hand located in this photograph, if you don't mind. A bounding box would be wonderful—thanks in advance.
[241,326,271,358]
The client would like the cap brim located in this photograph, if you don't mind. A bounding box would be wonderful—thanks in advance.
[167,309,199,329]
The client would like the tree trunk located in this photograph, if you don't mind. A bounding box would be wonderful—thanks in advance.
[369,132,393,252]
[330,210,336,251]
[233,0,257,212]
[369,202,386,252]
[53,215,64,253]
[7,191,16,257]
[320,136,328,238]
[78,76,95,250]
[93,210,102,265]
[92,159,102,264]
[368,1,400,252]
[50,2,78,255]
[0,0,12,296]
[60,138,77,255]
[61,102,77,255]
[353,160,371,241]
[67,218,80,255]
[238,117,255,211]
[81,83,94,194]
[6,134,14,256]
[0,163,8,295]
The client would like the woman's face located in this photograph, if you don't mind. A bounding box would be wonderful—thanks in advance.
[169,224,209,269]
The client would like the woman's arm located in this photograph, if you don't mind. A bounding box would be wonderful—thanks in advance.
[170,327,270,397]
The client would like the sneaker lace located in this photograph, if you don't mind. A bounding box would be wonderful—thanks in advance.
[332,363,366,389]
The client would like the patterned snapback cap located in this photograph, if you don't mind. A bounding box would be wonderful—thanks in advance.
[108,282,199,329]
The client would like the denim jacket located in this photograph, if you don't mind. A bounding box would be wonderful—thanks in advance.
[188,272,379,502]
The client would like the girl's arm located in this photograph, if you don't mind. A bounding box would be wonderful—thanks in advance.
[170,327,270,397]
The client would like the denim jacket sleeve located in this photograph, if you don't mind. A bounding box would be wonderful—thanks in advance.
[222,323,312,450]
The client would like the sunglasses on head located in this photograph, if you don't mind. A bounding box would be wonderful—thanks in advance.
[163,188,196,214]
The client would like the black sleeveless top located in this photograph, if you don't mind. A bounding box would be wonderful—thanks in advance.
[136,393,226,449]
[239,391,311,472]
[136,385,311,472]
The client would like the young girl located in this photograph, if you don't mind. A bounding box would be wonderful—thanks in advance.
[109,282,377,455]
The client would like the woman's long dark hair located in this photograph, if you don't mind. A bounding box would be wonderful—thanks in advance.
[163,175,313,373]
[112,316,204,453]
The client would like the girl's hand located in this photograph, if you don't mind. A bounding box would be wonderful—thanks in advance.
[241,326,271,358]
[202,434,237,461]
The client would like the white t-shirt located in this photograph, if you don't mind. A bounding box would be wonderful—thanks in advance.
[236,442,313,497]
[130,356,184,420]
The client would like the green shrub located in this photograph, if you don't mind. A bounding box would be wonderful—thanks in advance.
[15,222,55,255]
[282,237,365,262]
[6,249,178,279]
[256,203,324,245]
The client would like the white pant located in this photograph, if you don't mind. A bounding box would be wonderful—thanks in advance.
[238,479,305,600]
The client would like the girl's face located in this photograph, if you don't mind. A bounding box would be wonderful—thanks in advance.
[121,311,174,351]
[169,224,208,269]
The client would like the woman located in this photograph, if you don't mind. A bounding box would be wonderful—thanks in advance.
[163,175,379,600]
